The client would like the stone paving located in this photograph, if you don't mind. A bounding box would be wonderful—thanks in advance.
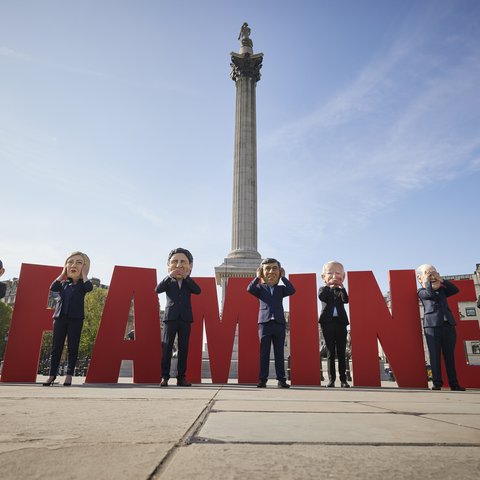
[0,377,479,479]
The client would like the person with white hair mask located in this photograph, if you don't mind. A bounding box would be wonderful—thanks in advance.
[417,264,465,391]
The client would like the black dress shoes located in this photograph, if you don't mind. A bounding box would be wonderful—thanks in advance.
[177,378,192,387]
[277,380,290,388]
[160,379,169,387]
[431,385,442,390]
[326,381,335,388]
[257,380,267,388]
[451,385,466,391]
[340,381,350,388]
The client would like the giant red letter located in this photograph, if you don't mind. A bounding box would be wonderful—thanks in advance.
[348,270,427,388]
[289,273,321,385]
[447,279,480,388]
[86,266,161,383]
[1,263,61,382]
[189,277,259,384]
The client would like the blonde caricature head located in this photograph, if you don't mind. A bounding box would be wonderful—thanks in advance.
[65,251,90,270]
[64,251,90,281]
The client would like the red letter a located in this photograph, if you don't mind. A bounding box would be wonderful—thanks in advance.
[86,266,161,383]
[348,270,427,388]
[1,264,61,383]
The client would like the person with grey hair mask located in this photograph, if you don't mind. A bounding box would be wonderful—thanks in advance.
[417,264,465,391]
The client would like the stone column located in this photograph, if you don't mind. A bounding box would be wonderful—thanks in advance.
[215,26,263,298]
[229,51,263,260]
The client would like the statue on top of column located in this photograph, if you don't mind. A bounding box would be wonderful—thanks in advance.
[238,22,253,48]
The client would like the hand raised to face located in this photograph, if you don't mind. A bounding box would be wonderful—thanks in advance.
[168,253,192,280]
[322,264,345,288]
[419,267,442,290]
[82,263,90,278]
[262,263,281,287]
[65,255,86,282]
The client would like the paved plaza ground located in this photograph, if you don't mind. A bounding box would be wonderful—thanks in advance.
[0,377,479,479]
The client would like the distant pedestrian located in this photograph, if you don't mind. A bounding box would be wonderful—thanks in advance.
[417,264,465,391]
[318,261,350,388]
[247,258,295,388]
[0,259,6,299]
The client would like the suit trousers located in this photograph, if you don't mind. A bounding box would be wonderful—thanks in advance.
[162,319,191,380]
[258,320,286,381]
[49,315,84,376]
[424,323,459,388]
[321,321,348,383]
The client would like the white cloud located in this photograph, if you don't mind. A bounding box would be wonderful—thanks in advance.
[0,46,33,61]
[260,21,480,238]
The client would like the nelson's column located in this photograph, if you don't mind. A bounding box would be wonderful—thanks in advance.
[215,23,263,298]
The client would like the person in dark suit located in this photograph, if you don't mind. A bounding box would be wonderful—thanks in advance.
[0,259,6,299]
[156,248,201,387]
[247,258,295,388]
[43,252,93,386]
[417,264,465,391]
[318,261,350,388]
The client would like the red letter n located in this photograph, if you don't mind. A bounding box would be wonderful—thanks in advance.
[348,270,427,388]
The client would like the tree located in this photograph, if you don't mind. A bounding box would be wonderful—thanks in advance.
[79,287,108,359]
[38,286,108,375]
[0,301,13,362]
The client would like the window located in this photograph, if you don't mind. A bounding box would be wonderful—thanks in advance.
[465,307,477,317]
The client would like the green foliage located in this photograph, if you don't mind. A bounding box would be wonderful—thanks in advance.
[78,287,108,359]
[38,287,108,374]
[0,302,13,361]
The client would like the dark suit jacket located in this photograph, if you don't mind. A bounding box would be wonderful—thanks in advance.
[418,280,459,327]
[156,276,201,323]
[0,282,6,300]
[318,286,349,326]
[247,277,295,324]
[50,279,93,319]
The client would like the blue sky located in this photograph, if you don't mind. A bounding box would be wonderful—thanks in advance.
[1,0,479,293]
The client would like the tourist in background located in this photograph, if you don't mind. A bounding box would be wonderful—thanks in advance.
[0,259,6,299]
